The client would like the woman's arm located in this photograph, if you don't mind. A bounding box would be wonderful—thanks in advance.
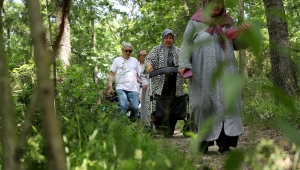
[145,46,159,73]
[232,23,252,50]
[178,20,195,75]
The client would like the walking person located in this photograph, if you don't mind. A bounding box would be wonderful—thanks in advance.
[137,50,151,126]
[178,0,252,153]
[145,29,185,138]
[107,42,141,120]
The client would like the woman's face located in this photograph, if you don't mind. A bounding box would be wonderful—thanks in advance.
[163,34,174,48]
[207,0,224,17]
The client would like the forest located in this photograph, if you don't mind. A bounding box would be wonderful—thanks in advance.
[0,0,300,169]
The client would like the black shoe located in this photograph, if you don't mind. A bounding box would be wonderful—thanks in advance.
[198,143,209,154]
[164,133,174,138]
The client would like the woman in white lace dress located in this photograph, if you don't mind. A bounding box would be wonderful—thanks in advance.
[178,0,251,153]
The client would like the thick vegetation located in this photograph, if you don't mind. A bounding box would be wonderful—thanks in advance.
[1,0,300,169]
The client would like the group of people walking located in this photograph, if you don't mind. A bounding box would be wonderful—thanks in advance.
[106,0,252,154]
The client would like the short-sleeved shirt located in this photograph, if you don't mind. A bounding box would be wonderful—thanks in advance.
[110,57,140,92]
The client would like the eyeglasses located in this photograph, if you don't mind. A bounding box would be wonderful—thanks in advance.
[124,50,132,53]
[140,54,147,57]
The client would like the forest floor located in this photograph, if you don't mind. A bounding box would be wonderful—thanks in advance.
[154,123,296,170]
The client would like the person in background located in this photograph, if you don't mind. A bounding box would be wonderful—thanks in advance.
[145,29,185,137]
[107,42,141,120]
[178,0,252,153]
[137,49,151,126]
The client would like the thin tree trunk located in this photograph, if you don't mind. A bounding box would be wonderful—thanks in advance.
[46,0,57,96]
[90,4,98,84]
[6,27,11,56]
[26,0,66,169]
[195,0,200,11]
[0,4,17,169]
[237,0,248,78]
[55,0,71,69]
[94,66,98,84]
[91,9,96,51]
[263,0,299,95]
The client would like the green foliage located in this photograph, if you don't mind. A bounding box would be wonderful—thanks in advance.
[277,120,300,147]
[243,77,300,126]
[3,0,300,169]
[64,114,196,170]
[244,139,293,170]
[2,1,31,70]
[224,150,244,170]
[22,135,46,170]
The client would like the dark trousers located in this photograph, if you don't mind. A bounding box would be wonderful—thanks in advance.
[154,116,177,136]
[155,72,178,136]
[199,123,239,151]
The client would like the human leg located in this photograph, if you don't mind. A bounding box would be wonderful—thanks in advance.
[127,91,139,118]
[116,89,129,114]
[198,141,214,153]
[164,118,177,138]
[141,88,151,126]
[216,123,239,153]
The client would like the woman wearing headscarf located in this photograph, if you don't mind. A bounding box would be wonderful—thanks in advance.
[178,0,252,153]
[145,29,185,138]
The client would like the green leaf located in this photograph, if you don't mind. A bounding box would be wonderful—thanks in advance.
[276,119,300,147]
[224,150,244,170]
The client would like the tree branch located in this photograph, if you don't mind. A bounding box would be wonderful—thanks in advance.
[15,89,39,170]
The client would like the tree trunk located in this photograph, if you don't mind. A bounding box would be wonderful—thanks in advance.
[237,0,248,78]
[263,0,299,95]
[46,0,57,96]
[0,5,17,169]
[94,66,99,84]
[238,50,248,78]
[26,0,66,169]
[91,6,96,51]
[195,0,200,11]
[55,0,71,69]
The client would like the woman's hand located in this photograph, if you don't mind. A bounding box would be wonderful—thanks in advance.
[146,64,153,73]
[142,84,148,90]
[178,68,186,76]
[238,23,252,32]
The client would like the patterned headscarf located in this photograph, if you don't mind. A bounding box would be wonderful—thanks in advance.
[191,0,234,50]
[161,29,175,66]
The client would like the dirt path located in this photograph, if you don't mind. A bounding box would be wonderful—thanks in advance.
[156,126,293,170]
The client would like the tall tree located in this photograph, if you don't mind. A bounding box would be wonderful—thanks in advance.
[54,0,71,68]
[0,1,17,169]
[26,0,67,169]
[263,0,299,95]
[237,0,248,78]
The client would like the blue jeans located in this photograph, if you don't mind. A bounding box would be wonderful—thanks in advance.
[116,89,139,118]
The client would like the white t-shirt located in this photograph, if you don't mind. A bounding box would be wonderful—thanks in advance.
[110,57,140,92]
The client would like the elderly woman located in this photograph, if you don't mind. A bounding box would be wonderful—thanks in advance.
[137,49,150,126]
[145,29,185,137]
[178,0,251,153]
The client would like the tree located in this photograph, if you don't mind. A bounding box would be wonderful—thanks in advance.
[26,0,67,169]
[263,0,299,95]
[54,0,71,68]
[0,2,17,170]
[237,0,248,78]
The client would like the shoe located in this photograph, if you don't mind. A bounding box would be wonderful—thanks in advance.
[164,133,174,138]
[198,143,209,154]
